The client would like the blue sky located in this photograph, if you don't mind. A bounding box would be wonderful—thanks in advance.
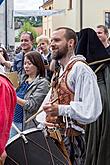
[14,0,43,10]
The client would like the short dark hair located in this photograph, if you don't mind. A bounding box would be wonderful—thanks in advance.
[25,51,45,77]
[55,27,77,46]
[20,31,34,41]
[97,25,109,36]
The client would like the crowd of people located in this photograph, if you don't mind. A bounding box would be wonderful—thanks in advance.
[0,25,110,165]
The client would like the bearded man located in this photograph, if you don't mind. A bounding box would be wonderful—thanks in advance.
[43,27,102,165]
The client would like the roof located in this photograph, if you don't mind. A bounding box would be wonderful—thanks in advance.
[41,0,53,8]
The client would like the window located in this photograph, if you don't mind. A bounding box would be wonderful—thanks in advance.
[68,0,73,10]
[44,8,47,17]
[49,28,51,38]
[45,29,47,35]
[105,12,110,29]
[43,0,48,3]
[49,6,51,10]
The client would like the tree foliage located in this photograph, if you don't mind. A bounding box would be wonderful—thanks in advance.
[19,21,38,48]
[20,21,37,40]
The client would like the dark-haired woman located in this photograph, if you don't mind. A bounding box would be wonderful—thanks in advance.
[10,51,50,137]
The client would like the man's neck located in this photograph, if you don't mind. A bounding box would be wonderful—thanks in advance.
[60,51,75,68]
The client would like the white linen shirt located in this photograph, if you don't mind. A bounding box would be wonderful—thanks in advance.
[58,55,102,124]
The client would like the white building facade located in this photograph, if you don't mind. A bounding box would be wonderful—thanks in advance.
[42,0,110,37]
[0,0,14,49]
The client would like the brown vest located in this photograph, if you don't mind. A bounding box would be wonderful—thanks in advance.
[47,60,86,136]
[46,60,76,125]
[50,61,75,105]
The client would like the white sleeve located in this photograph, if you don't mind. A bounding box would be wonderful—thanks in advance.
[58,63,102,124]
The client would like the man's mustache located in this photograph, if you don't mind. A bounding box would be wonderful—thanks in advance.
[51,46,57,50]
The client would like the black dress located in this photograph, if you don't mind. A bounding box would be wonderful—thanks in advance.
[76,28,110,165]
[85,62,110,165]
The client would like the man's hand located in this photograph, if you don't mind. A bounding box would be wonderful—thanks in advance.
[0,150,7,165]
[43,103,59,124]
[43,103,58,116]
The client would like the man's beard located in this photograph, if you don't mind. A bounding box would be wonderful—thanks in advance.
[52,44,68,60]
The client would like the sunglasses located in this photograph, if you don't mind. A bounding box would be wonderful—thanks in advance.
[21,31,32,35]
[21,31,34,41]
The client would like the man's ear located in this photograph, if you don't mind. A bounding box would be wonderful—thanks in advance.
[107,33,109,38]
[68,39,75,48]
